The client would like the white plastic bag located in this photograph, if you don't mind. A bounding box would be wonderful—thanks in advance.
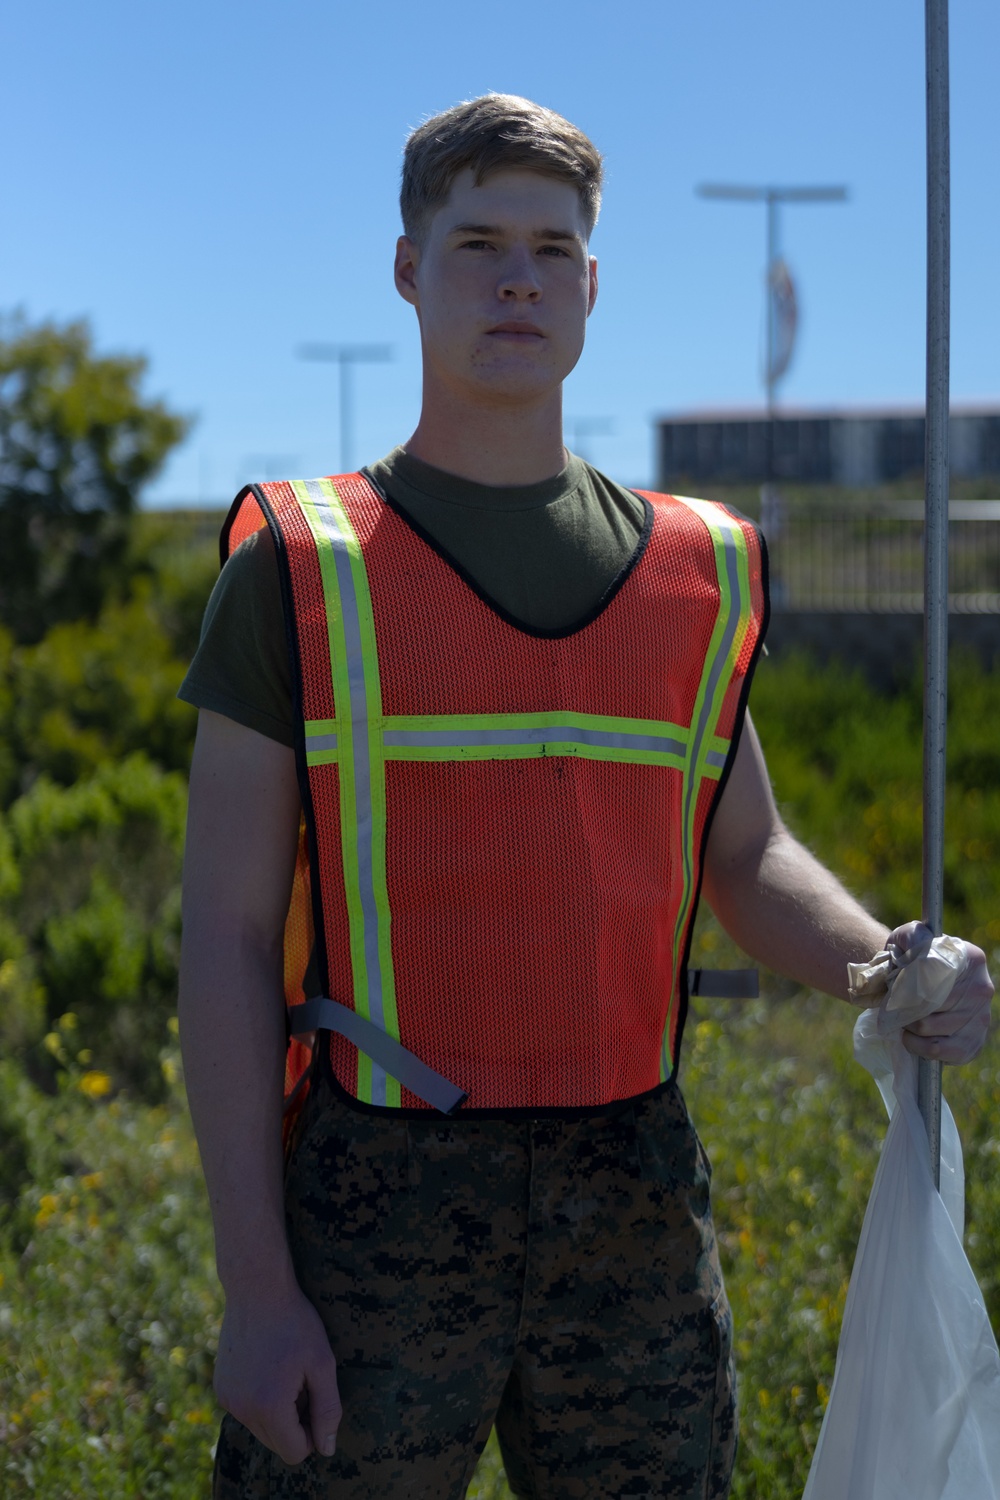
[802,936,1000,1500]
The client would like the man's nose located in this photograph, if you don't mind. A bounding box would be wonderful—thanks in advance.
[498,247,541,300]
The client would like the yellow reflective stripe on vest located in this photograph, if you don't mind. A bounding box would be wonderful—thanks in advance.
[306,714,729,773]
[662,496,756,1080]
[294,479,401,1108]
[385,711,688,769]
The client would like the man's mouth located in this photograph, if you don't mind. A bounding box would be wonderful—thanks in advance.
[486,322,545,340]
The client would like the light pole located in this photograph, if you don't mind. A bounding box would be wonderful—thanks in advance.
[695,183,848,477]
[920,0,951,1189]
[298,343,393,474]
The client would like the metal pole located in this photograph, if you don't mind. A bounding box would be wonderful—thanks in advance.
[765,192,777,426]
[297,343,393,475]
[765,193,777,485]
[339,353,351,474]
[920,0,950,1190]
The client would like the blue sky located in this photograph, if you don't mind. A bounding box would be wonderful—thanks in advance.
[2,0,997,501]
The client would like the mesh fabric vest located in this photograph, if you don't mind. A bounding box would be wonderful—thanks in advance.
[222,471,768,1119]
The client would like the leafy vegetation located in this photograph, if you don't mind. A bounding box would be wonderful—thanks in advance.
[0,484,997,1495]
[0,314,191,643]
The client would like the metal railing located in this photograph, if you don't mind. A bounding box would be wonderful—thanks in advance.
[763,499,1000,612]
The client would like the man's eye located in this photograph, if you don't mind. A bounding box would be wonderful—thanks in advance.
[540,245,570,257]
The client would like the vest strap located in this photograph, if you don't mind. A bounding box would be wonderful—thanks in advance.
[687,968,759,998]
[288,997,467,1116]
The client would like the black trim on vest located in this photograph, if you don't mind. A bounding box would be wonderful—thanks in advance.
[237,485,336,1076]
[319,1054,683,1123]
[359,465,655,642]
[670,509,771,1083]
[218,487,248,571]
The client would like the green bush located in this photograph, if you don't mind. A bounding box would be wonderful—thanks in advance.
[0,313,190,645]
[5,592,196,799]
[2,755,186,1098]
[125,510,223,664]
[750,649,1000,951]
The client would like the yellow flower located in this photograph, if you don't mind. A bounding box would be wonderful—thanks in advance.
[79,1071,113,1100]
[80,1172,103,1191]
[35,1193,60,1227]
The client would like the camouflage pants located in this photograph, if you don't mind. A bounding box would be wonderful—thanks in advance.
[213,1075,736,1499]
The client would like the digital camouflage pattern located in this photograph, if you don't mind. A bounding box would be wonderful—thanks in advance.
[213,1075,736,1500]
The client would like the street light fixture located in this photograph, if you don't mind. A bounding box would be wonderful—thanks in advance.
[298,343,393,474]
[696,183,848,427]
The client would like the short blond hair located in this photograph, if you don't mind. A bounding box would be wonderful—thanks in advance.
[401,94,603,243]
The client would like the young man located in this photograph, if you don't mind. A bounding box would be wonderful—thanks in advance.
[178,95,992,1500]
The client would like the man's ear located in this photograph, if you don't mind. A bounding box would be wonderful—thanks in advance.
[587,256,599,317]
[394,236,420,307]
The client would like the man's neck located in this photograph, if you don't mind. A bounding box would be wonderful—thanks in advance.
[404,390,567,487]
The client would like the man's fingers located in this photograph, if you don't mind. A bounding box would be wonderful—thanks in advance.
[887,919,933,960]
[894,935,993,1064]
[902,1010,990,1064]
[214,1382,314,1468]
[931,944,993,1015]
[304,1356,343,1458]
[266,1410,314,1468]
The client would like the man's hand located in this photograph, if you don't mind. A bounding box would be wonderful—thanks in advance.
[214,1288,343,1466]
[887,921,994,1065]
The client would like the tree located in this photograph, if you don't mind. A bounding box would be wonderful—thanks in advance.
[0,314,191,642]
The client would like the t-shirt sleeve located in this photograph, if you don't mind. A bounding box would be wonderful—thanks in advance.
[177,525,295,747]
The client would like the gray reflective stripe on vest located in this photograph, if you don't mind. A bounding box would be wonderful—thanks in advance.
[305,731,338,754]
[302,478,393,1107]
[310,723,723,765]
[288,996,467,1116]
[383,724,688,756]
[687,968,759,999]
[677,518,746,911]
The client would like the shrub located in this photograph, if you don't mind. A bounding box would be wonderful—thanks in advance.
[2,755,186,1098]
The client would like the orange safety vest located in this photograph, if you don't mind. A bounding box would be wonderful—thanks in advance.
[222,471,767,1125]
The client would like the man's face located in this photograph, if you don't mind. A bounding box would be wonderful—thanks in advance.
[394,167,598,408]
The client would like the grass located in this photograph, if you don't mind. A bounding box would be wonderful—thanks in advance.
[2,998,997,1499]
[0,1056,219,1497]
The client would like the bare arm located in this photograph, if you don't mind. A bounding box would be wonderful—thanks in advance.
[702,714,991,1061]
[178,710,341,1463]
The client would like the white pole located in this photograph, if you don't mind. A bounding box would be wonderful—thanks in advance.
[921,0,950,1189]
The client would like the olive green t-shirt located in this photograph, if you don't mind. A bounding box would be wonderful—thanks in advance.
[178,446,648,746]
